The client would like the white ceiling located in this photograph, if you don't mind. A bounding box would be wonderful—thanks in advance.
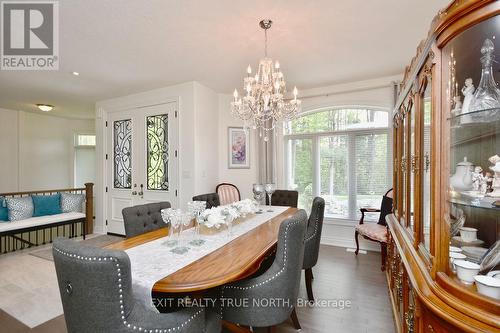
[0,0,450,119]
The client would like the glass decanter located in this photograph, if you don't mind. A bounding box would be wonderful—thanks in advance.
[469,39,500,121]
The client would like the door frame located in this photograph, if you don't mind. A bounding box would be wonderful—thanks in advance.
[96,95,180,234]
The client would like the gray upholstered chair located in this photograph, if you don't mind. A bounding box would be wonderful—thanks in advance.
[122,202,170,238]
[265,190,298,208]
[52,238,220,333]
[220,210,308,331]
[192,193,220,209]
[303,197,325,302]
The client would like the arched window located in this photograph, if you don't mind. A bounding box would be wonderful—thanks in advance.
[284,107,391,221]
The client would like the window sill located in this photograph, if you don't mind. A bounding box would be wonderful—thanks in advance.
[324,217,378,226]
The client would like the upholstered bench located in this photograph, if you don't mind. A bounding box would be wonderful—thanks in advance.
[0,183,93,254]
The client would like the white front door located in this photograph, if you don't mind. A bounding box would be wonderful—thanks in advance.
[106,102,178,235]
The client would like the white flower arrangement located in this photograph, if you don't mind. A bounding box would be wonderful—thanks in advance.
[231,198,258,216]
[199,199,258,229]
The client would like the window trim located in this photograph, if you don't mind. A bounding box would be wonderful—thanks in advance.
[283,106,392,222]
[74,133,97,148]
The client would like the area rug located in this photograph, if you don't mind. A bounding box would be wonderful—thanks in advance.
[29,234,123,262]
[0,234,123,328]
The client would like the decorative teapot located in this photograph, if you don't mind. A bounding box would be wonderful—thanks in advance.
[450,157,474,191]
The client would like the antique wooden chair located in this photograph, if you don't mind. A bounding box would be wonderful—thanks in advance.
[354,189,393,271]
[216,183,241,205]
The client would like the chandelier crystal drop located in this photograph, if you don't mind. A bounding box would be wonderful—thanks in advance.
[231,19,301,140]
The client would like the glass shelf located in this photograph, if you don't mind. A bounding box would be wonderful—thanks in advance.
[448,107,500,121]
[449,195,500,210]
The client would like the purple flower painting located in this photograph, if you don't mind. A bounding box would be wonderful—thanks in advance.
[228,127,250,169]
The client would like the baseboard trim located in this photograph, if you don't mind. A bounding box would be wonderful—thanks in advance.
[321,235,381,252]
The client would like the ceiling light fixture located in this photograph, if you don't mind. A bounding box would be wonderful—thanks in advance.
[231,19,301,141]
[72,71,79,76]
[37,104,54,112]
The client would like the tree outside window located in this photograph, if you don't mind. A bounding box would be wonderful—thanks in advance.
[285,108,391,221]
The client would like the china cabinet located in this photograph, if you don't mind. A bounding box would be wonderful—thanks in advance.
[388,1,500,332]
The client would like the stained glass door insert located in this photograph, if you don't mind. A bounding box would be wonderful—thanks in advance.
[147,114,169,190]
[113,119,132,189]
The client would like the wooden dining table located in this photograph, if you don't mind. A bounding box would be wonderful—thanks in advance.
[106,207,298,295]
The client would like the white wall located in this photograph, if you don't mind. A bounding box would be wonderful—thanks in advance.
[193,82,219,194]
[217,94,259,199]
[0,108,19,192]
[0,108,94,192]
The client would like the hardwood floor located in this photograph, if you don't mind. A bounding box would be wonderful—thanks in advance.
[0,245,395,333]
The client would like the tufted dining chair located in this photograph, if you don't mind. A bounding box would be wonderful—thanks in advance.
[265,190,298,208]
[354,189,393,271]
[192,193,220,209]
[216,183,241,205]
[122,202,171,238]
[302,197,325,302]
[220,210,307,331]
[52,238,221,333]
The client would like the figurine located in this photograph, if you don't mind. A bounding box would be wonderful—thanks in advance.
[487,155,500,197]
[452,95,462,115]
[485,172,494,194]
[472,166,484,192]
[461,78,475,122]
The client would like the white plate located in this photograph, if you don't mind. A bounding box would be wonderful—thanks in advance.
[487,270,500,279]
[462,246,488,259]
[449,246,462,253]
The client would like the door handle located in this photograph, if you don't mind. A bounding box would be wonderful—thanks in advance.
[139,184,144,198]
[132,183,138,195]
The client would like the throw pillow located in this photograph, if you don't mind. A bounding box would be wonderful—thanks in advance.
[6,197,34,221]
[0,196,8,222]
[60,193,85,213]
[32,194,62,217]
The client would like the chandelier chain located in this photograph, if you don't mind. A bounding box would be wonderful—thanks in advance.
[264,28,268,57]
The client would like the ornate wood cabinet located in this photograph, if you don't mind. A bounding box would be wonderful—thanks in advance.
[387,1,500,332]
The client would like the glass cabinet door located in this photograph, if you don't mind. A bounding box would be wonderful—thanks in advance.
[443,15,500,291]
[401,106,408,226]
[396,113,404,219]
[422,78,432,252]
[409,98,416,237]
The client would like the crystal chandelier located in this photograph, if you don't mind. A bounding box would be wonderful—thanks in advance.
[231,19,301,141]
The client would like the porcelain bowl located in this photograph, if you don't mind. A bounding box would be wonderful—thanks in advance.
[449,252,466,263]
[459,227,478,242]
[449,246,462,253]
[449,252,467,272]
[474,275,500,299]
[454,260,480,284]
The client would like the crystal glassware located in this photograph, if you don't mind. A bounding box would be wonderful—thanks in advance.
[469,39,500,120]
[188,201,206,246]
[226,214,235,237]
[162,209,181,247]
[252,183,264,213]
[264,183,276,212]
[170,213,191,254]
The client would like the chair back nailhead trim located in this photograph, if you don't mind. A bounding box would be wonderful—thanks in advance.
[53,246,205,332]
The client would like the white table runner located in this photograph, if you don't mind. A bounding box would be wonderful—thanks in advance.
[125,206,289,309]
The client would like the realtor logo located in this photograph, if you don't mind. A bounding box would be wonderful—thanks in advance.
[1,0,59,70]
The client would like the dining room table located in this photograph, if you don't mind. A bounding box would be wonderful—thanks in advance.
[105,206,299,302]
